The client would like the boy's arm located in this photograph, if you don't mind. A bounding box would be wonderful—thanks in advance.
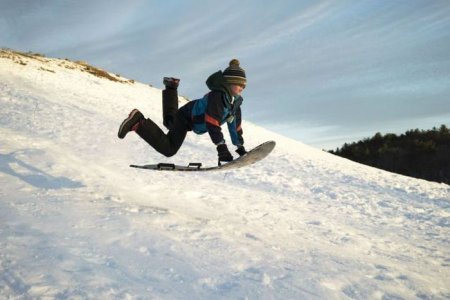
[235,106,244,145]
[227,106,244,146]
[205,91,225,145]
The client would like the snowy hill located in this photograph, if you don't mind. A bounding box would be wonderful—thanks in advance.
[1,49,449,299]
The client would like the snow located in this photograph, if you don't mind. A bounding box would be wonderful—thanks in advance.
[0,50,449,299]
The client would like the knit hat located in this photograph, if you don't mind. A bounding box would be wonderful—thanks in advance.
[223,59,247,88]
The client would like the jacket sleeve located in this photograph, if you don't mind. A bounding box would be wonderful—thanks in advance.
[205,91,225,145]
[227,106,244,146]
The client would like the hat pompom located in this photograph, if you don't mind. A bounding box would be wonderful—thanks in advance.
[229,59,240,67]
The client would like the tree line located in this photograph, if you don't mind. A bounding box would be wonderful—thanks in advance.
[329,125,450,184]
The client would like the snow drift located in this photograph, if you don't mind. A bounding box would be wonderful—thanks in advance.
[0,50,449,299]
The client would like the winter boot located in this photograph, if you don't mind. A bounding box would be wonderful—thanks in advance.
[162,77,180,130]
[163,77,180,90]
[118,109,144,139]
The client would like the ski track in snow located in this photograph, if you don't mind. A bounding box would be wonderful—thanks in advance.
[1,51,449,299]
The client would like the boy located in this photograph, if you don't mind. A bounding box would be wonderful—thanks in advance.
[118,59,247,163]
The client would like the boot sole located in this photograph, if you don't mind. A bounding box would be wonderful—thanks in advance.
[118,109,142,139]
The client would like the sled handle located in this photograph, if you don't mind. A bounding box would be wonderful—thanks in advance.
[188,163,202,169]
[157,163,176,170]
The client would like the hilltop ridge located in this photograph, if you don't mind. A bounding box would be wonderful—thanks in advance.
[1,48,135,84]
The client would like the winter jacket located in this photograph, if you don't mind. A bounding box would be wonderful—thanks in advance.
[179,71,244,146]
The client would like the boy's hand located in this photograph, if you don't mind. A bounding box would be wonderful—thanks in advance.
[236,146,247,157]
[217,144,233,162]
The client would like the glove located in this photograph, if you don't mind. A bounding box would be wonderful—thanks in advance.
[216,144,233,162]
[236,146,247,157]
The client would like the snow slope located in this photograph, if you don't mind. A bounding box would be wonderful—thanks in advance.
[0,50,449,299]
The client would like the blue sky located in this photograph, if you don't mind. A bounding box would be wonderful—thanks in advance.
[2,0,450,149]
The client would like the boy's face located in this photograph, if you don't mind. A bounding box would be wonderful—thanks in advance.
[230,84,245,96]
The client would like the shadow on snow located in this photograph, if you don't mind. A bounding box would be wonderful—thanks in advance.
[0,150,84,190]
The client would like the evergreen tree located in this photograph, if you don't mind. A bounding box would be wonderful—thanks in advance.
[329,125,450,184]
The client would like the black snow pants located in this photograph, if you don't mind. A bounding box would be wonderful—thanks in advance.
[135,88,189,157]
